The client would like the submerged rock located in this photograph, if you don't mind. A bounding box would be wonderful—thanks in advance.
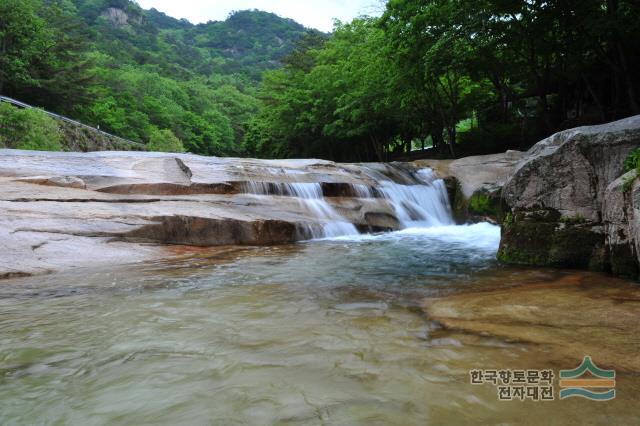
[423,273,640,372]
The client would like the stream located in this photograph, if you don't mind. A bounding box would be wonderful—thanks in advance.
[1,168,638,425]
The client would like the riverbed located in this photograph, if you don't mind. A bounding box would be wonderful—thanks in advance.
[1,224,638,425]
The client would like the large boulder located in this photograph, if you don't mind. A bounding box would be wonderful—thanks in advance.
[499,115,640,277]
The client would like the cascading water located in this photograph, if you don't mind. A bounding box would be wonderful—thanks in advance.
[241,181,359,239]
[376,169,454,228]
[240,166,455,239]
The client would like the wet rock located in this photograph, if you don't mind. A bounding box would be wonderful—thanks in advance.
[497,210,606,269]
[423,274,640,372]
[123,216,299,246]
[362,212,400,230]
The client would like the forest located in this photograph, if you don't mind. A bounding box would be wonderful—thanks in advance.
[1,0,639,161]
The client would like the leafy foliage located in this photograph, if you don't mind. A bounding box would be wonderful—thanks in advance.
[0,103,62,151]
[623,148,640,173]
[147,128,184,153]
[0,0,52,94]
[2,0,639,161]
[1,0,312,155]
[247,0,640,161]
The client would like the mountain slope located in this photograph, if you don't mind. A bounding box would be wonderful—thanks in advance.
[72,1,319,79]
[1,0,320,157]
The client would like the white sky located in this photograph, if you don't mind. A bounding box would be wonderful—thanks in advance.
[135,0,384,32]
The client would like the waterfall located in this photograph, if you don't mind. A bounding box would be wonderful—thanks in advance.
[242,181,359,238]
[240,166,454,239]
[376,169,454,228]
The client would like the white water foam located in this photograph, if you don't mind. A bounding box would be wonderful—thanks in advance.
[242,181,358,239]
[316,222,501,252]
[240,167,497,246]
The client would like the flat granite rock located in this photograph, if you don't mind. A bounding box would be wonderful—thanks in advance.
[0,149,427,278]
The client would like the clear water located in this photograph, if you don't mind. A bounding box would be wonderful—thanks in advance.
[1,224,638,425]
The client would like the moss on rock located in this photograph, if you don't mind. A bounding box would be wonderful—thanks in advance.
[498,209,607,270]
[468,190,503,222]
[444,176,503,224]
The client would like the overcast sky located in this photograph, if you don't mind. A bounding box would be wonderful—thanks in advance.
[135,0,384,32]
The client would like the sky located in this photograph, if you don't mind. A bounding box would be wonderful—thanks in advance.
[135,0,384,32]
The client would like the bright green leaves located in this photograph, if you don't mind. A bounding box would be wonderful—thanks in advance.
[0,103,62,151]
[147,128,184,153]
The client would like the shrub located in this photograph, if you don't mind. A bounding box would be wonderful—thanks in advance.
[620,148,640,193]
[147,128,185,153]
[623,148,640,173]
[0,103,62,151]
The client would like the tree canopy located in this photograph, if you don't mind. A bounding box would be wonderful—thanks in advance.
[248,0,640,161]
[0,0,315,156]
[1,0,638,159]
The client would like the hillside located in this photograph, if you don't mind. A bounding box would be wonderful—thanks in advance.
[1,0,319,156]
[72,1,317,79]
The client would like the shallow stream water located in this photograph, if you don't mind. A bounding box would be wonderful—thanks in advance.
[1,224,638,425]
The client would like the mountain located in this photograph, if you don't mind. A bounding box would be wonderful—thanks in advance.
[1,0,322,157]
[72,1,319,79]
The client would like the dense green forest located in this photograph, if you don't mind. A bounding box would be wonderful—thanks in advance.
[1,0,315,155]
[1,0,639,160]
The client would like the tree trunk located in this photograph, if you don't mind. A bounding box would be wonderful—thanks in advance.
[607,0,639,114]
[617,44,640,114]
[370,134,383,162]
[446,127,456,159]
[431,127,444,155]
[583,76,606,121]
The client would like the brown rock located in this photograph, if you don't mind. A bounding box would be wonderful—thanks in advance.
[423,273,640,372]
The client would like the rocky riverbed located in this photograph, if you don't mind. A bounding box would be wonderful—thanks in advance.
[0,150,456,278]
[1,115,640,280]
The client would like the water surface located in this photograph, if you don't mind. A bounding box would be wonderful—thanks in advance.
[1,224,638,425]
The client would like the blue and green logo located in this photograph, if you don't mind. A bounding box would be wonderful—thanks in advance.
[559,356,616,401]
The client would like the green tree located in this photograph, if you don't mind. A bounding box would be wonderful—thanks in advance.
[0,103,62,151]
[147,128,184,152]
[0,0,52,94]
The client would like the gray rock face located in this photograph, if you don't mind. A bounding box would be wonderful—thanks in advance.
[603,171,640,278]
[499,115,640,278]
